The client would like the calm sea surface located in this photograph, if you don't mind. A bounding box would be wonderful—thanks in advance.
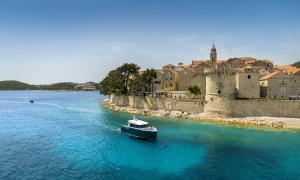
[0,91,300,179]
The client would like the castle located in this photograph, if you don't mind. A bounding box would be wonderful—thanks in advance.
[152,44,263,99]
[146,44,300,117]
[150,44,299,101]
[109,44,300,119]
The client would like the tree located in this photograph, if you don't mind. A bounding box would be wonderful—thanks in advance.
[99,63,140,95]
[117,63,140,94]
[292,61,300,68]
[141,68,157,92]
[99,70,125,95]
[187,85,201,95]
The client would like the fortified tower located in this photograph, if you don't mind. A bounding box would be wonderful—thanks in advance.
[204,44,236,117]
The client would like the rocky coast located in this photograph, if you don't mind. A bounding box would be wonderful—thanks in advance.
[102,99,300,130]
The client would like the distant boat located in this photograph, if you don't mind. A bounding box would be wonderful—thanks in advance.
[30,100,34,103]
[121,116,157,140]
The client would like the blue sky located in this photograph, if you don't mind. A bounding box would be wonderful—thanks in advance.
[0,0,299,84]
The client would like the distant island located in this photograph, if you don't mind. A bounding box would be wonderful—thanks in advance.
[0,80,99,91]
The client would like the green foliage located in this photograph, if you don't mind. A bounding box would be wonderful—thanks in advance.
[188,85,201,94]
[99,63,141,95]
[100,70,125,95]
[140,68,157,92]
[142,69,157,85]
[0,81,99,91]
[117,63,140,94]
[99,64,158,95]
[40,82,78,90]
[0,81,37,90]
[292,61,300,68]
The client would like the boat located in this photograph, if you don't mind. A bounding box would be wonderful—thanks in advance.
[121,116,157,140]
[30,100,34,103]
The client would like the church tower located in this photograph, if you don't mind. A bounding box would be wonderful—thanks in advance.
[210,43,217,64]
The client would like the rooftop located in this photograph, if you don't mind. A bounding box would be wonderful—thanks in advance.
[260,71,281,81]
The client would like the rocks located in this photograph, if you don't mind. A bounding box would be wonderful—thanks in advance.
[182,112,189,118]
[102,100,291,130]
[148,110,168,117]
[169,111,183,118]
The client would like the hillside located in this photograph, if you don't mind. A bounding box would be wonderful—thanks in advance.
[0,81,37,90]
[0,81,99,90]
[39,82,78,90]
[292,61,300,68]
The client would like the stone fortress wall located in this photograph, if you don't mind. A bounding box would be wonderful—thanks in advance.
[109,95,205,114]
[109,94,300,118]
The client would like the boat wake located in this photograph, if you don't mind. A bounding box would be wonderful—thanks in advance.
[65,107,100,114]
[102,125,121,133]
[34,102,64,109]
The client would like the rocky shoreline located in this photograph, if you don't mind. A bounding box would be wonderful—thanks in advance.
[102,100,300,130]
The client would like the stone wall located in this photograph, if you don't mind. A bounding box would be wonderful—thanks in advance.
[109,94,205,114]
[230,99,300,118]
[109,94,300,118]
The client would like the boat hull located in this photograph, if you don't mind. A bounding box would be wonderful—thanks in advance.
[121,125,157,140]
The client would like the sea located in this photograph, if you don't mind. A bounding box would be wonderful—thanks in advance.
[0,91,299,179]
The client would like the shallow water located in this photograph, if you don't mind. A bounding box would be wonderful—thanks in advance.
[0,91,299,179]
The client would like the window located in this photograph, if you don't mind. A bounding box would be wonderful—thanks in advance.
[218,90,221,94]
[170,77,173,80]
[170,83,173,87]
[248,75,251,79]
[282,81,285,85]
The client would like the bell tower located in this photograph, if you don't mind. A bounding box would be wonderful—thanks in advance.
[210,43,217,63]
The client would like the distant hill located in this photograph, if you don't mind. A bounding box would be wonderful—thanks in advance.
[0,80,99,90]
[39,82,78,90]
[0,81,37,90]
[292,61,300,68]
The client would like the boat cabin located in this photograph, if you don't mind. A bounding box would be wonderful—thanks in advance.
[128,119,149,128]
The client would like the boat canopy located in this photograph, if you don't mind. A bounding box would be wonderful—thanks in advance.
[128,119,148,126]
[128,116,149,126]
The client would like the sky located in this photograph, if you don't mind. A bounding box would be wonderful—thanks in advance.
[0,0,300,84]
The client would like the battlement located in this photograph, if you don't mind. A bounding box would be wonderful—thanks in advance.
[204,68,236,76]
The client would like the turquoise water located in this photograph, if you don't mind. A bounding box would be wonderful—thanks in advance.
[0,91,300,179]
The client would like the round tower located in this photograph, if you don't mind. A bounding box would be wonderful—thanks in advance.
[204,69,236,117]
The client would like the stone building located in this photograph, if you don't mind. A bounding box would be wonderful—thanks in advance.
[154,44,262,100]
[204,44,261,116]
[74,82,96,91]
[161,64,178,91]
[177,64,193,91]
[235,67,260,99]
[260,67,300,98]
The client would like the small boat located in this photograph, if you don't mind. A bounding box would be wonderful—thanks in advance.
[30,100,34,103]
[121,116,157,140]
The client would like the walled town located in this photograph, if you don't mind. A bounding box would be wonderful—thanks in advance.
[104,44,300,129]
